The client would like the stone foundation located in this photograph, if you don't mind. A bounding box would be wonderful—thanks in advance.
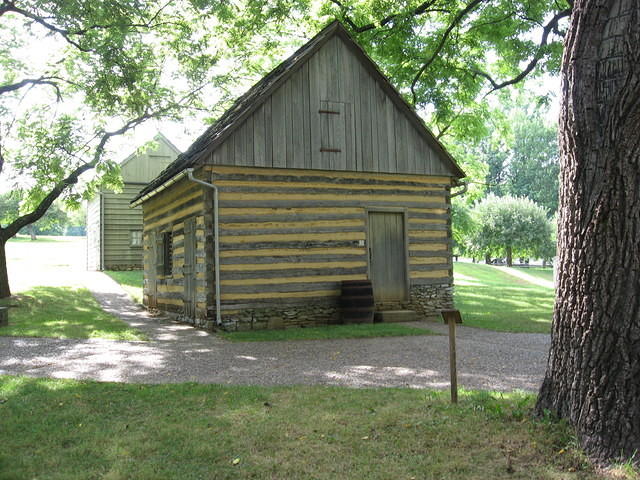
[218,304,340,331]
[150,284,455,332]
[408,283,454,318]
[105,264,142,271]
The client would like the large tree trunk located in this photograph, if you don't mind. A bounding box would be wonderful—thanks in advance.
[505,246,512,267]
[0,237,10,298]
[536,0,640,464]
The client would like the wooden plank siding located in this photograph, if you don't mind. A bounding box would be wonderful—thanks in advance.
[141,176,211,320]
[101,184,146,269]
[205,35,454,177]
[87,134,180,271]
[205,165,452,312]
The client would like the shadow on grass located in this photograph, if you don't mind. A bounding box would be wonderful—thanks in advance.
[455,285,553,333]
[0,286,146,340]
[104,271,144,304]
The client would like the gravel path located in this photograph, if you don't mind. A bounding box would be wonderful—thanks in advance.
[0,272,550,391]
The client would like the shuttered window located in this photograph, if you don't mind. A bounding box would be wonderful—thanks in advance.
[319,100,350,153]
[156,231,173,276]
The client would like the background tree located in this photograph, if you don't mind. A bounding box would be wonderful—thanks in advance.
[469,194,553,266]
[499,109,559,214]
[450,200,473,259]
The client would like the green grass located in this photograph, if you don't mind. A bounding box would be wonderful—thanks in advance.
[105,270,143,304]
[220,323,436,342]
[0,286,147,341]
[519,266,555,283]
[0,375,616,480]
[454,262,554,333]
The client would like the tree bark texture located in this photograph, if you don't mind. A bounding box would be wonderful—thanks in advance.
[536,0,640,464]
[0,238,10,298]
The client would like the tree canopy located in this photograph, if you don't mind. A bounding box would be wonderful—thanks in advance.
[483,105,559,214]
[468,194,553,265]
[0,0,310,296]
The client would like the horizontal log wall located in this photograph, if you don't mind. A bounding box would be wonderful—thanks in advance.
[141,175,211,324]
[207,165,453,324]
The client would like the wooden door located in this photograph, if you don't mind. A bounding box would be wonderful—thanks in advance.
[368,211,408,302]
[183,217,197,320]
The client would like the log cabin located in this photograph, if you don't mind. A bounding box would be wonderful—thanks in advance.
[131,21,465,330]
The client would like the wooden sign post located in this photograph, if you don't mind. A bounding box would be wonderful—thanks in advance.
[440,309,462,404]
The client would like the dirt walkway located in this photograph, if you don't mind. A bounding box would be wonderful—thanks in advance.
[0,272,550,392]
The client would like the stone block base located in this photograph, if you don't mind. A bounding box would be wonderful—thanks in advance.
[408,284,454,318]
[218,304,340,332]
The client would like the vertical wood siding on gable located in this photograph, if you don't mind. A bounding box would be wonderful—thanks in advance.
[205,36,454,176]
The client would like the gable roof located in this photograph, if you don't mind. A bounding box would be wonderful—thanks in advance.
[132,20,464,205]
[120,132,181,171]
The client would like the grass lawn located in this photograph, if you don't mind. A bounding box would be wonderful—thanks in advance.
[454,262,554,333]
[105,270,143,304]
[519,266,555,283]
[1,375,622,480]
[0,286,147,341]
[220,323,436,342]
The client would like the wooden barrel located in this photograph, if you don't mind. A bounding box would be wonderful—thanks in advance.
[340,280,374,324]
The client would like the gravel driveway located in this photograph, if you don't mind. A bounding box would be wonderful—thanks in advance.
[0,273,550,392]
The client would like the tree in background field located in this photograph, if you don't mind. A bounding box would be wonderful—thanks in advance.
[482,106,559,214]
[450,200,473,259]
[468,194,553,267]
[0,193,69,238]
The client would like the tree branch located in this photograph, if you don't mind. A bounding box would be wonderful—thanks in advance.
[0,79,207,239]
[2,110,158,239]
[0,76,64,100]
[410,0,485,105]
[2,1,176,53]
[471,8,572,94]
[0,0,13,17]
[330,0,446,33]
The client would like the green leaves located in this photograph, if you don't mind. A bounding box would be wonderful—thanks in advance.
[467,194,555,261]
[325,0,569,141]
